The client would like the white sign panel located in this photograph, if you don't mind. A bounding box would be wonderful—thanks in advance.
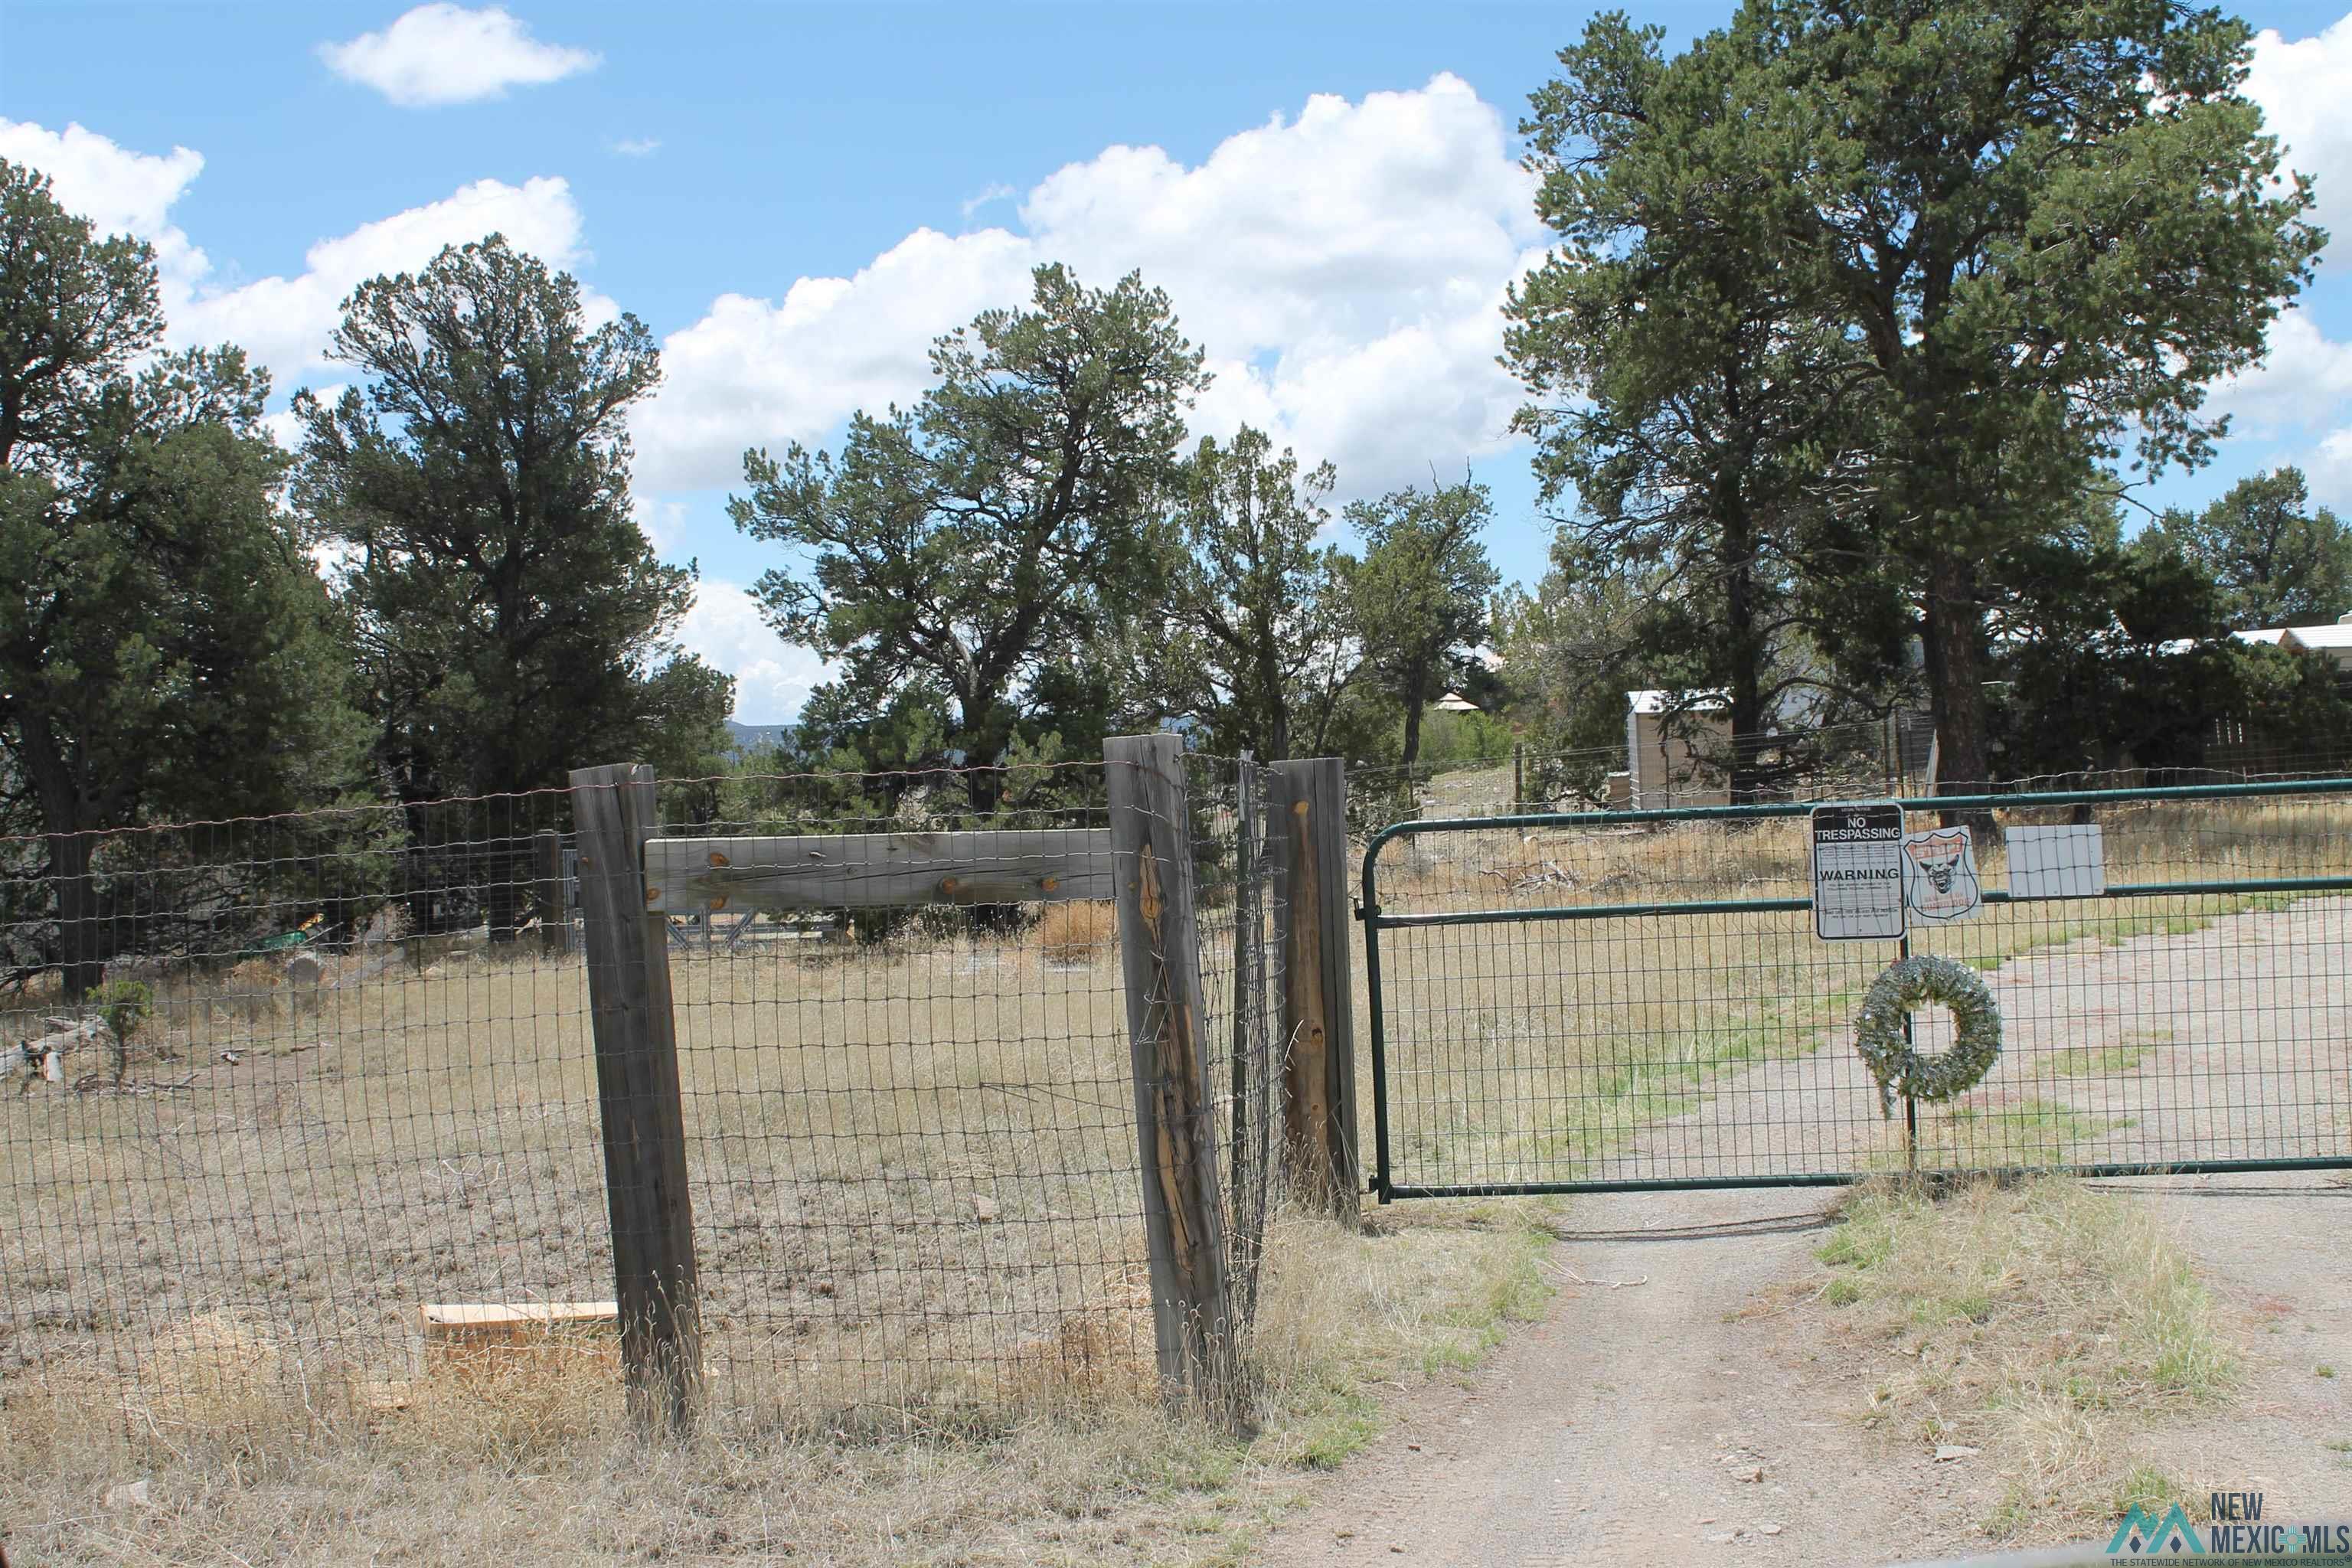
[1903,827,1982,922]
[2007,824,2106,900]
[1811,802,1907,940]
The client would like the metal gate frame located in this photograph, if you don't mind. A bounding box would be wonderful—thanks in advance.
[1360,776,2352,1203]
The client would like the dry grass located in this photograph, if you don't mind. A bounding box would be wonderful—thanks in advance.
[0,1201,1553,1566]
[1813,1178,2238,1540]
[1039,900,1118,965]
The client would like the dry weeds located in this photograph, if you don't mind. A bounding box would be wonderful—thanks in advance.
[1,1202,1552,1566]
[1038,900,1118,965]
[1813,1178,2237,1541]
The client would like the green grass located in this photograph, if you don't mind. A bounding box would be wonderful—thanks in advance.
[2045,1036,2161,1079]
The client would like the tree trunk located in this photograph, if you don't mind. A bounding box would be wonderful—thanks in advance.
[48,829,104,1001]
[1399,668,1429,771]
[1721,499,1767,805]
[1922,555,1994,828]
[1259,637,1291,764]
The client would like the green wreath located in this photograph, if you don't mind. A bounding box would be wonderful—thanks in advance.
[1854,954,2003,1117]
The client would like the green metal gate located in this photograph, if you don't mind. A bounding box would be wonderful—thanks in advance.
[1360,779,2352,1201]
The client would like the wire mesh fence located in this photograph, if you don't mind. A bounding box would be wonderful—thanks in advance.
[1184,752,1290,1357]
[1361,781,2352,1199]
[2,750,1295,1457]
[1345,726,2352,841]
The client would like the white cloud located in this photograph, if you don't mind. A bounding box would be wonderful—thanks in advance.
[2215,15,2352,476]
[632,224,1036,491]
[631,74,1545,498]
[2246,12,2352,240]
[2311,426,2352,508]
[612,136,661,158]
[319,5,599,108]
[2207,309,2352,433]
[960,182,1016,218]
[634,495,689,556]
[177,175,596,384]
[0,119,210,300]
[676,582,831,724]
[3,117,603,389]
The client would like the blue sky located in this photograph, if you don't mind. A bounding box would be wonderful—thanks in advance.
[6,1,2350,721]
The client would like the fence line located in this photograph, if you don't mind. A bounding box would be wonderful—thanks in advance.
[2,741,1321,1458]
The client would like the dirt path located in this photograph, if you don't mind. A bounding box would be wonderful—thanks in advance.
[1258,900,2352,1566]
[1257,1184,1951,1567]
[1256,1176,2350,1567]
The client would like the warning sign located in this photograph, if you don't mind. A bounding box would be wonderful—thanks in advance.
[1811,802,1906,941]
[1903,827,1981,923]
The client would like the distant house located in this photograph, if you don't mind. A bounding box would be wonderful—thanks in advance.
[2236,614,2352,687]
[1434,691,1481,714]
[1624,689,1733,809]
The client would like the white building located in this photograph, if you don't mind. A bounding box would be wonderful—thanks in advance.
[2236,613,2352,683]
[1624,689,1733,809]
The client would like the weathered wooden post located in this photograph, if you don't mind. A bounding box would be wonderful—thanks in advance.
[1269,758,1360,1223]
[1104,733,1240,1421]
[534,828,570,956]
[569,762,701,1436]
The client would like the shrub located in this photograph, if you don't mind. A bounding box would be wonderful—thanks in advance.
[1039,900,1117,964]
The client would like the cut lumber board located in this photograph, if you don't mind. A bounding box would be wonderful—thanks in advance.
[643,828,1114,913]
[421,1302,619,1374]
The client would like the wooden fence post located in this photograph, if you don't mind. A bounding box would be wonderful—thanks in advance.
[534,828,570,956]
[1269,758,1360,1223]
[569,762,701,1436]
[1104,733,1239,1419]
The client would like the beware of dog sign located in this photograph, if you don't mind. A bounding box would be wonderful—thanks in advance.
[1902,826,1981,923]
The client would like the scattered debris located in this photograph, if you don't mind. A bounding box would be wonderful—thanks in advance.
[103,1478,151,1510]
[1933,1444,1980,1462]
[969,1193,998,1223]
[1557,1266,1650,1290]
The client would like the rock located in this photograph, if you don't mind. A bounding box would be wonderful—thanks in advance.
[1706,1530,1739,1544]
[104,1478,151,1509]
[1733,1465,1765,1482]
[1759,1524,1784,1537]
[1698,1516,1719,1525]
[969,1194,998,1223]
[1934,1445,1980,1462]
[284,952,325,986]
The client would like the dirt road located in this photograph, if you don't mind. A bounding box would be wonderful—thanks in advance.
[1253,1177,2348,1566]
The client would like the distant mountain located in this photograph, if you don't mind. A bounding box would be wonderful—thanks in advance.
[724,720,794,756]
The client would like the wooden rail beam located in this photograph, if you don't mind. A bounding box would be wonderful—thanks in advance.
[642,829,1113,914]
